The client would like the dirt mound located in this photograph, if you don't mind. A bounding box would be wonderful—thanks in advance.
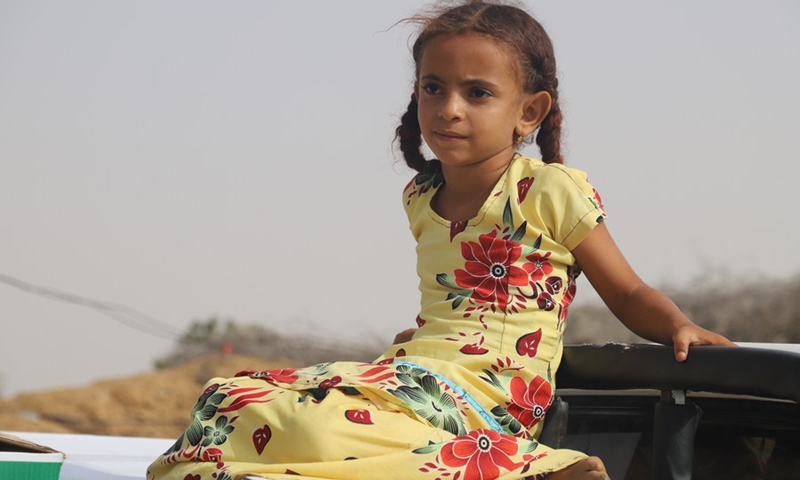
[0,354,300,439]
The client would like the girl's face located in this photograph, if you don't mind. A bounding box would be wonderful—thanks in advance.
[416,33,539,172]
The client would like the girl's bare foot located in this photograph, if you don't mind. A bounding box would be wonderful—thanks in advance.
[547,457,609,480]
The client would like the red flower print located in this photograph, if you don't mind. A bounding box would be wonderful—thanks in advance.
[517,177,534,204]
[523,251,552,282]
[201,447,224,462]
[319,376,342,389]
[557,275,578,327]
[515,329,542,358]
[440,429,520,480]
[253,425,272,455]
[416,315,426,327]
[345,409,374,425]
[507,376,552,430]
[592,187,606,215]
[451,220,468,241]
[460,343,489,355]
[536,291,555,311]
[544,276,562,294]
[455,232,530,313]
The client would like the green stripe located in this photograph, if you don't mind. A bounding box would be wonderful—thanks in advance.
[0,461,63,479]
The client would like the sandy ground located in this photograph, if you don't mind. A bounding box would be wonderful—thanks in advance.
[0,354,299,439]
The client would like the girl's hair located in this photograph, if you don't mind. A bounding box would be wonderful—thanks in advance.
[395,0,564,173]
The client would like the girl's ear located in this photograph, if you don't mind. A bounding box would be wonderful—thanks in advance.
[516,91,552,138]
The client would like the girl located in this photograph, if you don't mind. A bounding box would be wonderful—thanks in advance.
[148,2,733,479]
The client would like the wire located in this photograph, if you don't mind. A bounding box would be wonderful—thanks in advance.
[0,271,181,340]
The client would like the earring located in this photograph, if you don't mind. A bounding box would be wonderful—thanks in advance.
[515,134,524,145]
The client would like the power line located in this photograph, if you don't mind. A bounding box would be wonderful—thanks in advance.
[0,271,181,340]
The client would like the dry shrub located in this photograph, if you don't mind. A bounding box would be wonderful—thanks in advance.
[155,317,384,370]
[565,272,800,344]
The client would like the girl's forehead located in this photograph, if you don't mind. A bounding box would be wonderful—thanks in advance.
[417,33,520,81]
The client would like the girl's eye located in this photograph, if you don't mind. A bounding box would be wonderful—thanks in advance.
[470,88,492,99]
[421,83,442,95]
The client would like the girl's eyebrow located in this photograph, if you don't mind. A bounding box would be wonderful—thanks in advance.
[420,74,499,89]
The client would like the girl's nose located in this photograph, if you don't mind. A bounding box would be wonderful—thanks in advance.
[438,94,464,121]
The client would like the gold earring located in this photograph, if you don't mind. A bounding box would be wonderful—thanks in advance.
[515,134,524,145]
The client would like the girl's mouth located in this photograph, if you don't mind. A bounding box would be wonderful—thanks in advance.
[434,131,467,141]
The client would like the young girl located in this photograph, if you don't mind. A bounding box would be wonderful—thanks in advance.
[148,2,734,479]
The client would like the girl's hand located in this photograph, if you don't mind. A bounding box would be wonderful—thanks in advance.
[573,222,736,362]
[393,328,417,345]
[672,324,737,362]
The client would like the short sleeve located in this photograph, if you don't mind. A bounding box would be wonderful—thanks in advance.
[520,164,606,251]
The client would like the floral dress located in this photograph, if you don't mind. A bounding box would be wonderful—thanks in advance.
[147,155,606,480]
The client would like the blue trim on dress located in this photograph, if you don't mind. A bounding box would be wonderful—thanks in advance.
[393,360,505,434]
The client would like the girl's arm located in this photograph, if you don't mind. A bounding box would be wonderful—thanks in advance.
[571,222,735,361]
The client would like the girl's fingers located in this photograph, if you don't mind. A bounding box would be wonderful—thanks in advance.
[673,338,690,362]
[672,325,697,361]
[673,326,737,361]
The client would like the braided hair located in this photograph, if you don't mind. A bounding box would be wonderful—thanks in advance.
[394,0,564,173]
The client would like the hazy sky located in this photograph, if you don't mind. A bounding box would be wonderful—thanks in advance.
[1,1,798,398]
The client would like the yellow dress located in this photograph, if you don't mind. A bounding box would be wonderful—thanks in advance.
[147,155,606,480]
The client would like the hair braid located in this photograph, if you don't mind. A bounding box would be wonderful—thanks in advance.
[394,94,429,173]
[535,82,563,164]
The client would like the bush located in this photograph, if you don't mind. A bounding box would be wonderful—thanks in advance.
[155,316,384,369]
[565,273,800,344]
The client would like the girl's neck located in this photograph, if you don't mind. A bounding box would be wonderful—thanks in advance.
[432,152,517,222]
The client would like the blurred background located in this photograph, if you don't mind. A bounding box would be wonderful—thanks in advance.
[1,0,798,409]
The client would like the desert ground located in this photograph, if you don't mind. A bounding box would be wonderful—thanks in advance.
[0,354,299,439]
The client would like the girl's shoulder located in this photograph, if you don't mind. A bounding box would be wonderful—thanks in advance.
[510,155,597,198]
[511,155,606,249]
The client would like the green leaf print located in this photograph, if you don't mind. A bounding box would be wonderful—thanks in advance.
[446,292,466,309]
[185,385,226,446]
[186,419,203,446]
[388,375,467,436]
[162,433,185,455]
[502,198,514,229]
[510,220,528,243]
[520,439,540,454]
[309,362,334,376]
[479,369,504,390]
[416,171,444,190]
[532,233,542,251]
[438,273,472,310]
[436,273,458,289]
[491,405,524,435]
[412,442,441,455]
[198,404,220,422]
[396,364,430,386]
[201,415,235,447]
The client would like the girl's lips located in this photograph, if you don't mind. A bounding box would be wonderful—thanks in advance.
[434,131,467,141]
